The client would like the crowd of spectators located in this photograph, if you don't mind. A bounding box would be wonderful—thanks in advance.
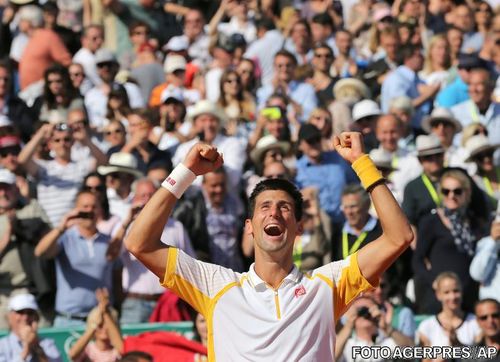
[0,0,499,360]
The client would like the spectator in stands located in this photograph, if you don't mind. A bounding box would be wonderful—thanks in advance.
[68,107,107,165]
[453,4,484,54]
[73,24,105,88]
[0,60,35,143]
[106,84,131,126]
[284,20,313,65]
[310,43,336,107]
[257,49,318,122]
[201,168,245,271]
[331,29,357,79]
[451,68,500,152]
[307,108,334,152]
[173,100,246,195]
[417,272,481,354]
[350,99,381,153]
[35,190,119,327]
[295,124,358,224]
[18,5,72,91]
[473,299,500,353]
[68,288,123,362]
[413,170,484,314]
[69,62,92,96]
[381,44,439,129]
[114,178,194,323]
[464,135,500,207]
[18,122,107,227]
[335,295,411,362]
[333,184,381,262]
[97,152,143,221]
[0,294,61,361]
[470,220,500,302]
[419,34,452,90]
[236,58,258,95]
[421,108,467,170]
[0,135,25,186]
[388,96,417,152]
[0,169,54,328]
[103,120,127,155]
[403,135,445,228]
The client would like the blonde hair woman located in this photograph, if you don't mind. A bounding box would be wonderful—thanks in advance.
[420,34,452,90]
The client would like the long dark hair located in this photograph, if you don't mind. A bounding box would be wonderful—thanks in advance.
[43,63,79,109]
[218,70,244,107]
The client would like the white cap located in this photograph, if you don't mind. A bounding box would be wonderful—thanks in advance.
[0,169,16,185]
[0,114,12,127]
[163,55,186,74]
[8,294,39,312]
[352,100,381,122]
[160,86,184,103]
[164,37,189,52]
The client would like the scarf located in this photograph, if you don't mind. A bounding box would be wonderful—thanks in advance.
[443,208,476,257]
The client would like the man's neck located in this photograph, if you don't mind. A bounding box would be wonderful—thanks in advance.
[349,215,370,234]
[254,251,294,289]
[78,224,97,238]
[476,99,491,114]
[425,170,441,182]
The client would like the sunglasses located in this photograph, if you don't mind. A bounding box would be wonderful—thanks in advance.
[441,187,463,196]
[475,151,494,161]
[52,136,72,144]
[70,72,83,77]
[0,146,20,157]
[105,129,124,136]
[420,153,443,161]
[477,312,500,321]
[314,53,332,58]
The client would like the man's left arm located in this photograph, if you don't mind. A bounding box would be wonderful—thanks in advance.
[334,133,414,286]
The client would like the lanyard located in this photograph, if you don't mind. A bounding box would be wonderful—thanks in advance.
[421,174,441,207]
[342,231,368,259]
[293,237,303,270]
[482,168,500,198]
[469,102,480,123]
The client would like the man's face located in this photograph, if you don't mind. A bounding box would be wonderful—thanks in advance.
[341,193,369,228]
[85,27,104,52]
[291,23,309,47]
[246,190,300,255]
[75,192,99,227]
[454,5,473,32]
[67,110,87,133]
[133,181,156,206]
[0,183,17,212]
[274,55,295,83]
[476,302,500,338]
[430,120,455,147]
[380,34,399,61]
[8,309,39,336]
[310,23,331,43]
[97,62,118,83]
[299,137,322,162]
[406,50,424,71]
[69,64,85,88]
[419,153,444,176]
[335,32,352,55]
[312,47,334,73]
[0,145,21,171]
[184,10,204,40]
[202,172,226,207]
[0,67,10,98]
[469,71,492,105]
[194,114,220,143]
[48,130,73,159]
[106,172,134,191]
[376,116,401,153]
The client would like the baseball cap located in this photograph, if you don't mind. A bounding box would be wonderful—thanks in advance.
[163,55,187,74]
[352,100,382,122]
[0,169,16,185]
[160,86,184,103]
[164,36,189,52]
[95,48,117,65]
[0,135,21,149]
[8,294,39,312]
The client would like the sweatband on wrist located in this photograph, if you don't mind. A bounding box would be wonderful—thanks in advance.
[161,163,196,199]
[351,154,384,191]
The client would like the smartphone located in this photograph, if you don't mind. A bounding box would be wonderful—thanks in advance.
[198,131,205,142]
[77,211,94,219]
[261,107,282,121]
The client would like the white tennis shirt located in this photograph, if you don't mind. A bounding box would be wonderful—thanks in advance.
[162,248,374,361]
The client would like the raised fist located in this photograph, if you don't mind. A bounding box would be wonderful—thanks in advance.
[333,132,366,164]
[183,143,224,176]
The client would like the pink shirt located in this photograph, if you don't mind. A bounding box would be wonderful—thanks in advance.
[76,342,121,362]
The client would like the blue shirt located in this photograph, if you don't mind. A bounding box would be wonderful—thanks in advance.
[469,236,500,302]
[435,76,469,108]
[295,151,358,223]
[381,65,431,128]
[55,226,117,314]
[257,80,318,122]
[0,333,61,362]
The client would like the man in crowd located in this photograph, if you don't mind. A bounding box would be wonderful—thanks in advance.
[73,25,105,88]
[0,294,61,361]
[473,299,500,353]
[34,190,118,327]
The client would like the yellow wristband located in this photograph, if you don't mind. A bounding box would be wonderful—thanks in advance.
[351,154,384,191]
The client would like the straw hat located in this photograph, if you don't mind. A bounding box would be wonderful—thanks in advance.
[250,135,290,164]
[97,153,143,178]
[415,135,445,157]
[464,135,500,162]
[187,100,227,124]
[421,108,462,134]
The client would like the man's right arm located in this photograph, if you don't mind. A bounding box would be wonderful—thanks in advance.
[124,143,223,279]
[18,124,53,177]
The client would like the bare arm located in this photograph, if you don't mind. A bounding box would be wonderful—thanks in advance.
[34,209,80,258]
[163,3,190,16]
[124,143,223,278]
[334,317,355,360]
[208,0,229,36]
[333,133,414,286]
[18,124,53,177]
[67,326,95,360]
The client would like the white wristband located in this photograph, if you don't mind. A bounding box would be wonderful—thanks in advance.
[161,163,197,199]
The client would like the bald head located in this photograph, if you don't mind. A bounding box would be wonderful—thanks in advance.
[376,114,401,153]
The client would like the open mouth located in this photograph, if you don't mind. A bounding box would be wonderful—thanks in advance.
[264,224,284,237]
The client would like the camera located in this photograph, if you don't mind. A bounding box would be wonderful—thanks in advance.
[357,306,371,319]
[76,211,94,219]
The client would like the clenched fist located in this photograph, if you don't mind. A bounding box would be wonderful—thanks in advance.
[333,132,366,164]
[183,143,224,176]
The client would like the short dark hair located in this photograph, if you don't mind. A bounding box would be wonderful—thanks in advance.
[311,13,334,28]
[119,351,154,362]
[475,298,500,313]
[274,49,297,66]
[248,179,303,221]
[400,44,419,62]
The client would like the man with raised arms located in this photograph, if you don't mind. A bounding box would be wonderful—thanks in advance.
[124,132,414,361]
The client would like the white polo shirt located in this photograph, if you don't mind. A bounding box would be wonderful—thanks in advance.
[162,248,374,361]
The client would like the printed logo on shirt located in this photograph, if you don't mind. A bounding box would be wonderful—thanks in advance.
[294,285,306,298]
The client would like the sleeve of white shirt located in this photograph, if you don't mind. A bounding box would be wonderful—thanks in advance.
[124,83,145,108]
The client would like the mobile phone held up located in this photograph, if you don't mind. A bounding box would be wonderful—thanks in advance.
[261,107,282,121]
[76,211,94,219]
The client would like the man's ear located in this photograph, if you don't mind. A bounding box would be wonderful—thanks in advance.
[296,220,304,236]
[244,219,253,236]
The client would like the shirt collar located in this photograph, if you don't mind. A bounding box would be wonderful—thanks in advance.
[343,216,377,235]
[247,263,302,291]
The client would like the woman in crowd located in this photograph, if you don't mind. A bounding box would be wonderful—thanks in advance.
[69,288,123,362]
[217,69,256,138]
[32,63,83,122]
[417,272,481,360]
[412,170,485,314]
[474,1,494,37]
[106,83,132,126]
[464,135,500,208]
[420,34,452,90]
[104,120,127,156]
[236,58,258,95]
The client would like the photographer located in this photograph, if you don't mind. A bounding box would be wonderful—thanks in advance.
[335,296,413,362]
[34,190,119,327]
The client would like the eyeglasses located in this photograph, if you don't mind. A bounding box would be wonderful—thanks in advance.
[52,136,72,144]
[0,146,20,158]
[105,129,124,136]
[477,312,500,321]
[441,187,464,197]
[225,78,239,84]
[69,72,83,77]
